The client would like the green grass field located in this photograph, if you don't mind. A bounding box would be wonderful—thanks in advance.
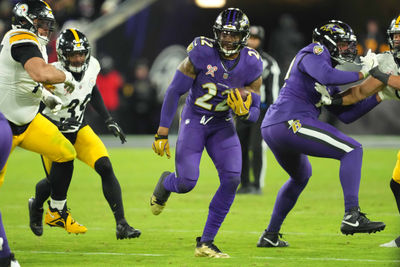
[0,146,399,266]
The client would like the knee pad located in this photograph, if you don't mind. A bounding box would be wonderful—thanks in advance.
[94,157,113,176]
[221,175,241,192]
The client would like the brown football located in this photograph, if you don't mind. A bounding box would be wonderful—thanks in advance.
[239,89,249,101]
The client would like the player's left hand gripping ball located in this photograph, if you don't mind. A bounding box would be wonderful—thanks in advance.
[227,88,252,116]
[152,134,170,158]
[105,118,127,144]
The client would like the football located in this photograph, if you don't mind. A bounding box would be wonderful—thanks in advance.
[239,88,249,101]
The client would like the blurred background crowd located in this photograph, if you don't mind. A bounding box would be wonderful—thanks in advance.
[0,0,399,135]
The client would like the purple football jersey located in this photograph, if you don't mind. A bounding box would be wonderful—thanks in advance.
[186,36,263,118]
[262,43,360,127]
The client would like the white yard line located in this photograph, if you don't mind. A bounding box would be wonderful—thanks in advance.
[13,250,400,263]
[253,256,400,263]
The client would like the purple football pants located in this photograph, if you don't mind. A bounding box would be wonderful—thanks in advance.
[262,118,362,232]
[0,113,13,258]
[163,106,241,242]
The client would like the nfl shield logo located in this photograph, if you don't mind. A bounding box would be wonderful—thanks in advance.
[223,73,229,79]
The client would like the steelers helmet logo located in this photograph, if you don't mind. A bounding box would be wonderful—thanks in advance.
[16,4,28,16]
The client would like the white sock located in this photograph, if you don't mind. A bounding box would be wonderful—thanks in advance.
[50,198,66,211]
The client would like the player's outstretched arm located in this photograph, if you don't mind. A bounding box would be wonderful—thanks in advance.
[153,57,195,158]
[24,57,65,84]
[332,76,384,105]
[369,66,400,89]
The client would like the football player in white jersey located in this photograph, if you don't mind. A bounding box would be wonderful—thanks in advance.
[28,28,141,239]
[0,0,86,235]
[319,15,400,248]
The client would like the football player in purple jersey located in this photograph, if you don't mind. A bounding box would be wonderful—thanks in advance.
[0,112,20,266]
[319,16,400,248]
[256,20,386,248]
[151,8,263,257]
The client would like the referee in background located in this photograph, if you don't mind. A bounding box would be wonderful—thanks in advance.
[236,25,281,194]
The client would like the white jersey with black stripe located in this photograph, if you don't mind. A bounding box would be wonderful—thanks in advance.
[376,52,400,92]
[42,57,100,133]
[0,29,48,125]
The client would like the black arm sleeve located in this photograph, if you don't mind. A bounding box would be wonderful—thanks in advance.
[89,85,111,120]
[11,43,43,67]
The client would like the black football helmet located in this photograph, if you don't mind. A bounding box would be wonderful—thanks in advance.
[213,8,250,56]
[12,0,55,45]
[56,28,91,74]
[387,15,400,65]
[312,20,357,64]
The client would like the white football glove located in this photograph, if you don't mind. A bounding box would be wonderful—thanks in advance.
[378,86,400,101]
[360,49,378,78]
[63,70,75,94]
[41,88,62,114]
[314,82,332,107]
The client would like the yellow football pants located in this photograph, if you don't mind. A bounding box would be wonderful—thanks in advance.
[392,151,400,184]
[0,113,76,186]
[42,125,109,174]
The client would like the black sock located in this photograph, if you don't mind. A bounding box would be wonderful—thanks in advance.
[33,178,51,209]
[390,178,400,214]
[95,157,125,224]
[49,161,74,200]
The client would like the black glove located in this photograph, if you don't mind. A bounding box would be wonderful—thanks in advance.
[105,117,126,144]
[57,117,80,131]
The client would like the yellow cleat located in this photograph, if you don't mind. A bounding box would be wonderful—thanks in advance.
[45,202,87,234]
[194,237,230,258]
[150,171,171,215]
[150,195,166,215]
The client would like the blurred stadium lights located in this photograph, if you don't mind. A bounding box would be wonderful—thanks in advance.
[195,0,226,8]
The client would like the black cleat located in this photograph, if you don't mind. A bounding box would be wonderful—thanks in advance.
[340,207,386,235]
[150,171,171,215]
[28,197,43,236]
[257,231,289,247]
[0,252,20,267]
[194,237,229,258]
[116,223,141,239]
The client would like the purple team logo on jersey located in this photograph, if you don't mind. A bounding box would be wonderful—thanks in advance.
[206,65,218,77]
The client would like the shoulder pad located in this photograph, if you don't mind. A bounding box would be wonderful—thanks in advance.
[187,36,216,70]
[90,56,101,72]
[242,47,263,80]
[8,29,39,46]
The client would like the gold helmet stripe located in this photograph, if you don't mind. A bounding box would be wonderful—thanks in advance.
[69,28,81,47]
[395,15,400,28]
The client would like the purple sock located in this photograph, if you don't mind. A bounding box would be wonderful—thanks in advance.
[201,176,239,242]
[0,212,11,259]
[339,147,362,211]
[267,178,309,232]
